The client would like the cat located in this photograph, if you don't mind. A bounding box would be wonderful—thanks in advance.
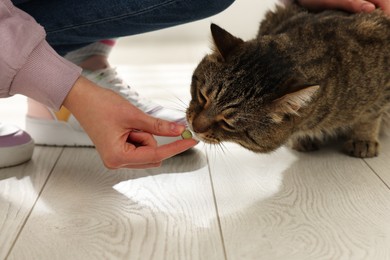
[185,3,390,158]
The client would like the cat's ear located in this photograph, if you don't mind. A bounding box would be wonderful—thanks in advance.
[271,84,319,122]
[211,23,244,60]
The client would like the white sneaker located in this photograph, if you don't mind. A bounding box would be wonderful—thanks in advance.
[0,123,34,168]
[26,68,186,146]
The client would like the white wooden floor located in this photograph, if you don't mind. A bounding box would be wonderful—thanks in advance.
[2,17,390,260]
[2,59,390,260]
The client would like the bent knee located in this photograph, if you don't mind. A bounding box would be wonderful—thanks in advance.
[186,0,236,18]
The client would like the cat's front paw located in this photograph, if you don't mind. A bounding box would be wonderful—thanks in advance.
[343,140,379,158]
[289,137,320,152]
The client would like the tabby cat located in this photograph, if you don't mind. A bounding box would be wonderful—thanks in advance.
[186,3,390,158]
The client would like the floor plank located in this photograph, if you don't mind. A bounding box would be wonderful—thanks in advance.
[0,147,62,260]
[8,147,226,260]
[364,134,390,188]
[208,144,390,260]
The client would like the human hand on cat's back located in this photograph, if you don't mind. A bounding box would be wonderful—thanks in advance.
[63,76,197,169]
[297,0,390,15]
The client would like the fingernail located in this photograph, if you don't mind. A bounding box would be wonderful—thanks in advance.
[361,3,375,12]
[170,123,185,133]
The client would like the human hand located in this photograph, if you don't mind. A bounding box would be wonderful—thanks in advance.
[297,0,390,16]
[63,76,197,169]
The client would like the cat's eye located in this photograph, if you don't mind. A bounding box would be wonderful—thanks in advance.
[197,88,208,105]
[219,119,235,131]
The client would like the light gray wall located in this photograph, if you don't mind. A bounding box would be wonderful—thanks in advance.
[118,0,279,44]
[111,0,280,64]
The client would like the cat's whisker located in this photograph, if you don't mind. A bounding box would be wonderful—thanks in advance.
[212,143,219,160]
[167,102,187,114]
[154,94,189,114]
[176,96,189,107]
[216,143,225,155]
[172,96,189,111]
[218,142,230,156]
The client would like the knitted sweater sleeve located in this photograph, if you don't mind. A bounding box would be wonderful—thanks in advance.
[0,0,82,110]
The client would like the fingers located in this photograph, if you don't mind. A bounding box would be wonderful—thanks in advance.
[126,131,157,147]
[122,162,163,169]
[368,0,390,15]
[297,0,389,15]
[103,138,198,169]
[346,0,376,13]
[123,139,198,165]
[298,0,364,11]
[132,111,186,137]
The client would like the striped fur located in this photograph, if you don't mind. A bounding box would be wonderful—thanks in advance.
[186,4,390,158]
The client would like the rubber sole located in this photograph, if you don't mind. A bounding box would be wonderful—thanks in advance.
[0,139,34,168]
[26,116,93,147]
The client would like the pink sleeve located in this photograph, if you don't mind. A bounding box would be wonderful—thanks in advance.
[0,0,82,110]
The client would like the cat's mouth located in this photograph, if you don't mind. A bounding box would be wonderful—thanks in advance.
[186,121,220,144]
[194,133,220,144]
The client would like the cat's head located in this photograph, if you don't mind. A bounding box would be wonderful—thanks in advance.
[186,24,319,153]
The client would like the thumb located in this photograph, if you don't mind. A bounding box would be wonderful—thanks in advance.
[133,112,186,137]
[351,0,376,13]
[298,0,375,13]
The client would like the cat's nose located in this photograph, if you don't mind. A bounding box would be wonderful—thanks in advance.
[192,113,212,133]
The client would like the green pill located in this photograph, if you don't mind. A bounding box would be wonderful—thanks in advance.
[181,129,193,139]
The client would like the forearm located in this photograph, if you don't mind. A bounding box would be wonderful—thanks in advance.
[0,0,81,109]
[10,40,82,109]
[296,0,390,15]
